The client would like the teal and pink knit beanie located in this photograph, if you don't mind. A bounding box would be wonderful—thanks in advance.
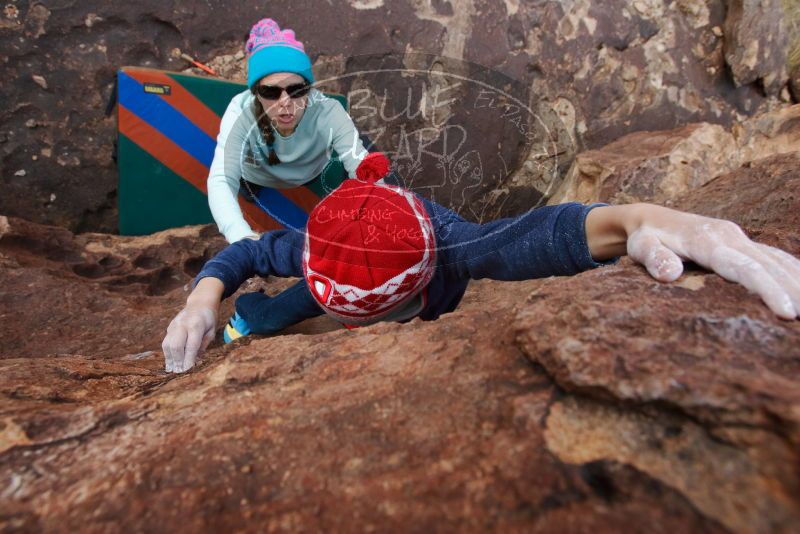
[246,18,314,88]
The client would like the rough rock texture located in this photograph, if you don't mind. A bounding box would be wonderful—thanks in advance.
[0,0,791,232]
[0,217,226,360]
[2,141,800,531]
[548,122,739,205]
[0,217,343,364]
[723,0,788,95]
[517,261,800,533]
[672,152,800,239]
[790,64,800,102]
[731,104,800,164]
[0,283,733,533]
[521,152,800,533]
[548,104,800,205]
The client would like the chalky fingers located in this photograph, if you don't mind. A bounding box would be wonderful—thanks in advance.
[162,339,174,373]
[708,245,797,319]
[183,326,206,372]
[627,228,684,282]
[757,243,800,315]
[165,326,188,373]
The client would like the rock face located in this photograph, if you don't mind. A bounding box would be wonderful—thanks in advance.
[2,140,800,530]
[549,104,800,205]
[790,64,800,102]
[0,217,225,360]
[0,216,337,361]
[548,122,739,205]
[517,263,800,534]
[0,283,735,532]
[0,0,791,232]
[672,152,800,240]
[723,0,788,95]
[524,152,800,534]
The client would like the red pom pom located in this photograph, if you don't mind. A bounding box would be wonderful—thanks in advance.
[356,152,390,183]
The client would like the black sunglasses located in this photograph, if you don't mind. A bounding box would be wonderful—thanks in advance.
[256,83,311,100]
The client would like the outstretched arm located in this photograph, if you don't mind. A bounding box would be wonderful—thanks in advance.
[585,203,800,319]
[162,230,306,373]
[163,277,224,373]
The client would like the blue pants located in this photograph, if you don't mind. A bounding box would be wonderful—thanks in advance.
[234,279,324,335]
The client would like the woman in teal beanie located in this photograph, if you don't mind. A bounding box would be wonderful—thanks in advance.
[206,18,375,342]
[207,18,371,244]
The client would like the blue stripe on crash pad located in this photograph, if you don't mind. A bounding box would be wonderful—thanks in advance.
[255,187,309,230]
[118,71,215,167]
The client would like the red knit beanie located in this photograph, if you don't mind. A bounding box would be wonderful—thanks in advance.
[303,153,436,325]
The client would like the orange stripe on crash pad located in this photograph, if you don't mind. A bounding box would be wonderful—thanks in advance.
[122,105,304,233]
[239,185,322,232]
[124,68,221,139]
[277,186,323,213]
[240,199,284,233]
[119,106,209,193]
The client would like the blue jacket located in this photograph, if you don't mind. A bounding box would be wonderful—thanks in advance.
[197,198,613,325]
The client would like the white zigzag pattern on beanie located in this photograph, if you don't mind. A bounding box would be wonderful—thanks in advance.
[331,246,432,302]
[304,227,435,315]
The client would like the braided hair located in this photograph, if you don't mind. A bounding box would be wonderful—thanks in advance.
[250,89,281,165]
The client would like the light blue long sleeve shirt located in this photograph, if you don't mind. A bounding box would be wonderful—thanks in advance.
[207,89,367,243]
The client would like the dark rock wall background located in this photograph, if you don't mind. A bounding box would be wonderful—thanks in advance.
[0,0,793,233]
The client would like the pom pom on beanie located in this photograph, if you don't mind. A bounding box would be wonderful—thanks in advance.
[246,18,314,88]
[355,152,391,183]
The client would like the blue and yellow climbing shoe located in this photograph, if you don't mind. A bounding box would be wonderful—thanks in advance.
[223,312,251,343]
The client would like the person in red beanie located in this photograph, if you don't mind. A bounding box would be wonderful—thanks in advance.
[163,153,800,373]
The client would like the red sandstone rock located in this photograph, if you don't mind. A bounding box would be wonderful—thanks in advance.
[547,122,739,206]
[517,152,800,533]
[0,216,339,361]
[516,260,800,533]
[1,276,728,532]
[549,106,800,207]
[3,120,800,531]
[672,152,800,237]
[2,211,799,531]
[0,217,225,360]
